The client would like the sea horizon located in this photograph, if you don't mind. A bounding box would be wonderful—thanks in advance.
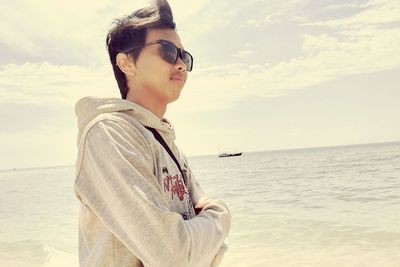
[2,139,399,173]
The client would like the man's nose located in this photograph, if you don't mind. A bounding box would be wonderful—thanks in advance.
[175,56,186,72]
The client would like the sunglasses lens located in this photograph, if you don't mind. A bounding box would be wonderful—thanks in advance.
[160,43,178,64]
[160,41,193,72]
[182,52,193,72]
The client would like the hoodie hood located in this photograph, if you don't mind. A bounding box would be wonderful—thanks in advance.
[75,96,176,145]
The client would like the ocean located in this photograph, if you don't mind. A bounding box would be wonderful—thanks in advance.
[1,141,399,267]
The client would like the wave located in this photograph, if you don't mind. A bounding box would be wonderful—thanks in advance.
[0,240,77,267]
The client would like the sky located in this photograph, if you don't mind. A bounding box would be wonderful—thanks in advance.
[0,0,399,170]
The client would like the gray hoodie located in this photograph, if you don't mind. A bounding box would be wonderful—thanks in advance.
[74,97,231,267]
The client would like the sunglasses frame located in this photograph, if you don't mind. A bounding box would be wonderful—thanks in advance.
[122,39,193,72]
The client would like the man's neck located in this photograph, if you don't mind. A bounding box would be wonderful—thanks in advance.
[126,92,167,120]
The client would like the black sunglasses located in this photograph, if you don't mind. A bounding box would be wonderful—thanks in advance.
[123,40,193,72]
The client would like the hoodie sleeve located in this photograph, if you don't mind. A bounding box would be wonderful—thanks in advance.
[184,161,230,267]
[75,119,231,267]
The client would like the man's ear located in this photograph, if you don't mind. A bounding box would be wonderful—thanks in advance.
[116,53,136,76]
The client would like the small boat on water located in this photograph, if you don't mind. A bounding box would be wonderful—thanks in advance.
[218,152,242,158]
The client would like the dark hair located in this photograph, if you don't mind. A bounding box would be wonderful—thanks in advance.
[106,0,176,99]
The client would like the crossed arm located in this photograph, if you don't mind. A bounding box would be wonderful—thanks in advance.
[75,120,231,267]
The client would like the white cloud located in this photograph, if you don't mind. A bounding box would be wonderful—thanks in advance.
[246,19,262,27]
[242,0,311,28]
[233,49,254,58]
[175,22,400,113]
[305,0,400,27]
[324,3,361,10]
[0,1,106,50]
[0,0,211,65]
[245,11,295,28]
[2,1,400,116]
[233,43,254,58]
[169,0,211,23]
[0,63,118,105]
[264,12,283,25]
[2,11,399,116]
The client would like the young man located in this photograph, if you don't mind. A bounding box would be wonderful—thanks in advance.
[73,1,231,266]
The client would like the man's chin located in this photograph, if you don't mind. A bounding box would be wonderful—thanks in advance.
[167,93,181,104]
[166,88,183,104]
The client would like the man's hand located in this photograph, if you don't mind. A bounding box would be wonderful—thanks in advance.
[194,197,212,215]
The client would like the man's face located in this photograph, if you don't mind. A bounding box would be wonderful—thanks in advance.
[131,28,189,105]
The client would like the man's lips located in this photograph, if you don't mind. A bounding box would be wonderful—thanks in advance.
[170,75,185,82]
